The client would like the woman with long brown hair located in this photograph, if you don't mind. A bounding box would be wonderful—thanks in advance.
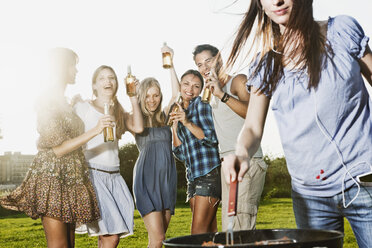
[73,65,143,248]
[222,0,372,247]
[0,48,104,248]
[169,69,221,235]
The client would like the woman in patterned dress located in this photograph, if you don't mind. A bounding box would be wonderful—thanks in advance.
[0,47,110,248]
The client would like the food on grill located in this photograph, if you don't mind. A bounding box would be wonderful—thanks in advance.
[201,241,223,246]
[254,236,295,245]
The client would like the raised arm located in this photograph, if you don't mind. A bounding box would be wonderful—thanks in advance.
[222,87,270,183]
[161,44,181,115]
[124,95,144,134]
[359,45,372,87]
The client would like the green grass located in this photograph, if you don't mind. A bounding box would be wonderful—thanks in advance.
[0,198,357,247]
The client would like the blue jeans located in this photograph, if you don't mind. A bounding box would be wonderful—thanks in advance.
[292,184,372,248]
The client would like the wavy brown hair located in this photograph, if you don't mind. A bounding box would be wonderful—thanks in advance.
[138,77,165,127]
[92,65,127,139]
[226,0,331,95]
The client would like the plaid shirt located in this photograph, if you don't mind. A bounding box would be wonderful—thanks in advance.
[173,96,220,181]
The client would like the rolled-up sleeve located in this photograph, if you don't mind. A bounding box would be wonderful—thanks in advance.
[197,101,218,147]
[172,144,185,162]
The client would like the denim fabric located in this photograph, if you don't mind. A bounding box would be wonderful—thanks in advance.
[187,166,221,202]
[247,15,372,197]
[292,185,372,248]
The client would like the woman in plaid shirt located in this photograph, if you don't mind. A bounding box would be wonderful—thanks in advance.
[170,69,221,234]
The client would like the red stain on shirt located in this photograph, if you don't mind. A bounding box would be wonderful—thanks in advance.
[316,175,320,179]
[320,169,324,174]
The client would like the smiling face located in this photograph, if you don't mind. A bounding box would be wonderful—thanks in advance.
[145,86,161,113]
[180,74,202,101]
[194,50,215,79]
[260,0,293,32]
[93,67,118,99]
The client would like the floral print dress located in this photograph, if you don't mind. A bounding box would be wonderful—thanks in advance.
[0,101,100,224]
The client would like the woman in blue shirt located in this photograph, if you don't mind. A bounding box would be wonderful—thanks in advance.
[222,0,372,247]
[170,69,221,234]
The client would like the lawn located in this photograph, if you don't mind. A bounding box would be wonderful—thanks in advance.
[0,198,357,247]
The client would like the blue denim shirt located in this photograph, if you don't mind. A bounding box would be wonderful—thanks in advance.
[173,96,220,181]
[248,15,372,197]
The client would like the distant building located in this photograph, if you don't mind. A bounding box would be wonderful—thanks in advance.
[0,152,35,184]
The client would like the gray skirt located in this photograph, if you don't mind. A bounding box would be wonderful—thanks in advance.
[76,163,134,238]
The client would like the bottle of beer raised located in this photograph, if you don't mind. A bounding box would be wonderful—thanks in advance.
[201,87,212,103]
[125,65,136,96]
[201,70,213,103]
[103,103,114,142]
[162,42,172,69]
[165,93,182,126]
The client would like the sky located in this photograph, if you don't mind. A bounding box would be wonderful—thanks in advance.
[0,0,371,157]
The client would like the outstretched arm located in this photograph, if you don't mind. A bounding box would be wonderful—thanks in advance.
[222,86,270,183]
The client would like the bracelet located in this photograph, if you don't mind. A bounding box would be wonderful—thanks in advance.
[221,92,230,103]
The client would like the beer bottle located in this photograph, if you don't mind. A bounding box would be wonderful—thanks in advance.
[201,87,212,103]
[125,65,136,96]
[103,103,114,142]
[162,42,172,69]
[165,93,182,126]
[201,71,213,103]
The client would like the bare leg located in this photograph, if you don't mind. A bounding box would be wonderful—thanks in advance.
[162,210,172,233]
[99,234,120,248]
[42,216,69,248]
[143,211,167,248]
[209,214,217,232]
[190,196,219,234]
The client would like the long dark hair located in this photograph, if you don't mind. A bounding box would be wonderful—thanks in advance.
[92,65,127,139]
[226,0,330,95]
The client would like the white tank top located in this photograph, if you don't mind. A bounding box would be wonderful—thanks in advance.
[74,101,120,167]
[211,76,263,158]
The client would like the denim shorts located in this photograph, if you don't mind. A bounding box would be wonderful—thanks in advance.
[187,167,221,202]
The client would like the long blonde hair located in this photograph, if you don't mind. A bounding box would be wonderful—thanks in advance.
[92,65,127,139]
[138,77,165,127]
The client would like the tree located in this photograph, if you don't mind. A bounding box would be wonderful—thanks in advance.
[119,143,139,194]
